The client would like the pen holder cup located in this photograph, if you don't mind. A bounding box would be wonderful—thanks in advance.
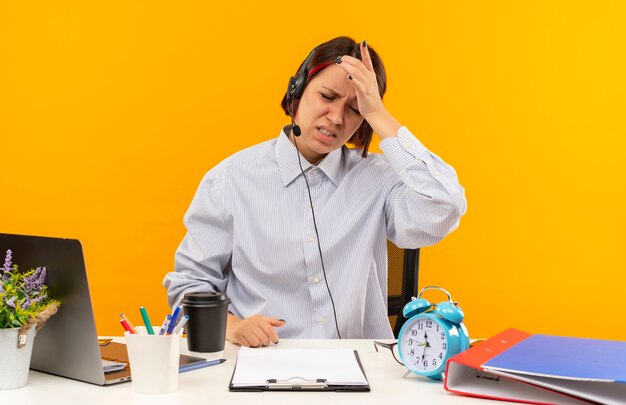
[124,326,180,394]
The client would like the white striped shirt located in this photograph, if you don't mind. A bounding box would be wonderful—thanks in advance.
[163,126,466,339]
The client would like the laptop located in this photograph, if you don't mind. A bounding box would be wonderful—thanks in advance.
[0,233,204,385]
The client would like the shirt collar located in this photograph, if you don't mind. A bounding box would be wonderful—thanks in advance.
[275,127,345,187]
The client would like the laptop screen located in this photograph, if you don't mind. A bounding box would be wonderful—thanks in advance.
[0,233,121,385]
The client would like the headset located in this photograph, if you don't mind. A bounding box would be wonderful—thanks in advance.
[285,46,342,339]
[285,47,317,136]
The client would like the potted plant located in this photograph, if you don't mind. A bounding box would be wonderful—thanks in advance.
[0,249,59,389]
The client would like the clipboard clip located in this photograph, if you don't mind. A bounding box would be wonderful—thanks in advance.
[266,377,328,390]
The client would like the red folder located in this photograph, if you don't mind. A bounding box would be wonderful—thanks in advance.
[444,328,626,405]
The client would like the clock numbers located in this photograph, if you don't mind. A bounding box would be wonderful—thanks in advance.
[401,317,449,373]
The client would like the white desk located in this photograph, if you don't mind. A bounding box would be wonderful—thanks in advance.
[1,339,517,405]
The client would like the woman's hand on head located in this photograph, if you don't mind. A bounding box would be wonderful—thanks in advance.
[336,41,385,120]
[226,314,286,348]
[337,41,402,139]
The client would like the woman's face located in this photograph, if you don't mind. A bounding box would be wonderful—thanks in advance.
[293,64,365,164]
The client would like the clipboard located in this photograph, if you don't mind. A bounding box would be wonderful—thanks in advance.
[228,348,370,392]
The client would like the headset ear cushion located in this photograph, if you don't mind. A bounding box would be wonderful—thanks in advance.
[288,46,319,101]
[291,75,306,99]
[434,301,464,324]
[288,76,296,95]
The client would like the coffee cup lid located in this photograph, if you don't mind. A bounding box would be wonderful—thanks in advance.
[182,291,228,303]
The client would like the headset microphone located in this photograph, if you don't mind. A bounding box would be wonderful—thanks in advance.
[292,121,301,137]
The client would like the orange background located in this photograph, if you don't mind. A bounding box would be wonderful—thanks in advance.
[1,1,625,339]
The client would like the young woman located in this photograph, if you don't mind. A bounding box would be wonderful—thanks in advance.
[163,36,466,347]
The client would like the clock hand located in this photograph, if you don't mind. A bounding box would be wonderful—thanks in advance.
[424,332,430,348]
[421,332,432,365]
[419,339,428,362]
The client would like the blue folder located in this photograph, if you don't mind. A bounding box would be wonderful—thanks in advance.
[485,334,626,382]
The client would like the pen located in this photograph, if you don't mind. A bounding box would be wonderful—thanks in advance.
[139,306,155,335]
[179,359,226,373]
[120,318,136,334]
[120,313,138,334]
[166,306,182,335]
[158,315,171,335]
[171,314,189,335]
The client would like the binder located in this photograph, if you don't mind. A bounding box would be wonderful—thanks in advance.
[444,328,626,405]
[228,347,370,392]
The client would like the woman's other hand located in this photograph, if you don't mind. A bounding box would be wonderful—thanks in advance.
[226,314,286,347]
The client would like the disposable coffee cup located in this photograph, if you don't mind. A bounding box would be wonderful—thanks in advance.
[182,292,230,353]
[124,326,180,394]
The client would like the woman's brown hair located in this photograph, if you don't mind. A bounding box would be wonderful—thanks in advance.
[280,36,387,157]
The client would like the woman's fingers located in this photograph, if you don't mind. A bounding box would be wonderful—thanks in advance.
[260,318,284,344]
[249,323,271,347]
[336,61,366,89]
[336,53,383,117]
[231,315,284,347]
[360,40,374,71]
[338,55,370,76]
[241,334,258,348]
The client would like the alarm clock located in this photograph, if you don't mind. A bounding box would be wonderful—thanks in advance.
[397,286,470,380]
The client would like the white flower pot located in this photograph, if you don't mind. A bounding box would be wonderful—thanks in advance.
[0,325,37,389]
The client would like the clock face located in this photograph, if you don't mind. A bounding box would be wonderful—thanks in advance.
[399,316,449,374]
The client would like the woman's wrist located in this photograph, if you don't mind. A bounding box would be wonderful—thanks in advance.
[226,313,241,341]
[364,108,402,140]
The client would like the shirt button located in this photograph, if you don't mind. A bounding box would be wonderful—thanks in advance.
[403,143,411,149]
[307,235,314,242]
[434,171,440,176]
[315,316,325,323]
[312,276,320,284]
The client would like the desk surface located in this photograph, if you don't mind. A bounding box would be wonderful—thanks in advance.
[2,339,518,405]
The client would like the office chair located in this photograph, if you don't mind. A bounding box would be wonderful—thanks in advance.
[387,240,420,337]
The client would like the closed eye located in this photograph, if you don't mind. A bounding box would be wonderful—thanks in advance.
[321,92,360,115]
